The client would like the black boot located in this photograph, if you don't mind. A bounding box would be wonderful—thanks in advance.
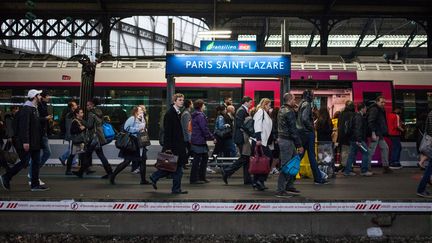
[65,154,74,175]
[139,160,150,184]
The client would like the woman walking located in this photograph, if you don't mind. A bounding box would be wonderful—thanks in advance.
[66,107,87,175]
[190,99,215,184]
[110,105,150,185]
[251,98,273,191]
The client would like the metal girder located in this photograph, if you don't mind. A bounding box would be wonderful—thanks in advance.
[113,20,197,51]
[0,18,104,40]
[403,25,418,48]
[305,28,317,54]
[355,18,373,48]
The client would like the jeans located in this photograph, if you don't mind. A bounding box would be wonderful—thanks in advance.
[60,141,77,165]
[301,132,323,183]
[368,136,389,167]
[151,154,186,193]
[417,159,432,194]
[190,152,208,182]
[390,136,402,164]
[346,141,369,174]
[29,136,51,179]
[277,138,297,192]
[5,148,41,188]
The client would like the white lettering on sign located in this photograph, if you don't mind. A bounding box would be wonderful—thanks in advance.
[185,60,286,70]
[185,60,213,69]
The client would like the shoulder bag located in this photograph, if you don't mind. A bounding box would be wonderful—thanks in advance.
[248,145,271,175]
[155,151,178,172]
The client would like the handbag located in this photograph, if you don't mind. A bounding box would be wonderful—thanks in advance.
[419,132,432,158]
[248,145,271,175]
[137,129,151,148]
[115,131,136,152]
[155,151,178,172]
[215,127,232,139]
[281,154,301,176]
[0,148,19,164]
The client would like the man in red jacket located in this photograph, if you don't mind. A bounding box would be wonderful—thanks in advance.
[387,107,404,169]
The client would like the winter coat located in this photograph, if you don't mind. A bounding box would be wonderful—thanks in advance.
[191,110,214,146]
[351,111,367,142]
[297,100,314,133]
[278,104,302,147]
[426,111,432,136]
[86,107,106,145]
[253,108,273,147]
[367,103,388,137]
[4,112,15,139]
[38,100,50,136]
[316,120,333,142]
[162,105,187,162]
[119,116,146,161]
[233,105,249,145]
[337,105,355,145]
[180,109,192,142]
[15,101,42,151]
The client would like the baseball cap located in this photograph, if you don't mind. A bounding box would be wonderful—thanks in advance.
[27,89,42,99]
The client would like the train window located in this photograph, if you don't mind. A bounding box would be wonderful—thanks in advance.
[254,91,274,107]
[402,92,417,140]
[363,92,382,107]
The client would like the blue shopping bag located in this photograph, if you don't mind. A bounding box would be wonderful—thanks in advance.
[281,154,301,176]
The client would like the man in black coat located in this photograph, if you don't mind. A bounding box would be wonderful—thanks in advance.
[221,96,253,185]
[367,96,392,174]
[150,93,188,194]
[0,89,49,191]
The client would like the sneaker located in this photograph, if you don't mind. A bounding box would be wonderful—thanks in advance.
[417,191,432,199]
[30,185,50,192]
[131,169,140,174]
[314,180,330,185]
[286,187,301,195]
[58,157,66,166]
[270,168,280,175]
[206,167,216,174]
[275,191,293,199]
[28,179,46,186]
[360,171,374,177]
[344,172,357,176]
[389,163,403,170]
[0,175,10,190]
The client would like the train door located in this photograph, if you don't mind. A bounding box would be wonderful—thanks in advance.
[352,81,393,114]
[243,79,281,108]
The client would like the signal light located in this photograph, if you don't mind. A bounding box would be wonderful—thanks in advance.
[25,0,36,9]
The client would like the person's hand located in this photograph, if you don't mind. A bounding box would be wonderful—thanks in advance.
[165,149,172,154]
[79,125,85,130]
[371,132,378,141]
[46,115,53,120]
[256,140,262,146]
[23,143,30,152]
[213,139,217,144]
[224,124,231,128]
[297,147,304,154]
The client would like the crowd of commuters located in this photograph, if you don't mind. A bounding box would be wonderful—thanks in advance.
[0,89,431,199]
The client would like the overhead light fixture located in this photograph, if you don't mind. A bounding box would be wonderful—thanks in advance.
[198,30,232,39]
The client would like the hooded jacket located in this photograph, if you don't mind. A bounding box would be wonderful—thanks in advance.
[87,107,106,144]
[15,101,42,151]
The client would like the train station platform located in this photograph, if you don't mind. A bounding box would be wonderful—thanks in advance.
[0,165,431,237]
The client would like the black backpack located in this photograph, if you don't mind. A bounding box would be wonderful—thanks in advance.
[242,116,255,137]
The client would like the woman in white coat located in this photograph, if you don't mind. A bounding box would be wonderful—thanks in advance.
[251,98,273,191]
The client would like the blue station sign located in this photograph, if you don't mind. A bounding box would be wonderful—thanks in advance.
[166,54,291,77]
[200,40,257,52]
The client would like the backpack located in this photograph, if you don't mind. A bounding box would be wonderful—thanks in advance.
[102,122,116,143]
[64,112,74,141]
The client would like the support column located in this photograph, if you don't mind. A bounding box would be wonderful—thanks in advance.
[78,55,96,115]
[281,20,291,102]
[427,19,432,58]
[319,17,329,55]
[101,16,111,55]
[166,18,175,108]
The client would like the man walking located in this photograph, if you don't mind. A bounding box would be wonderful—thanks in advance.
[0,89,49,191]
[367,96,393,173]
[150,93,188,194]
[221,96,253,185]
[297,90,328,184]
[276,93,304,198]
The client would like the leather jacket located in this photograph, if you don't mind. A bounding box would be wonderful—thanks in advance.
[278,104,302,147]
[296,100,314,133]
